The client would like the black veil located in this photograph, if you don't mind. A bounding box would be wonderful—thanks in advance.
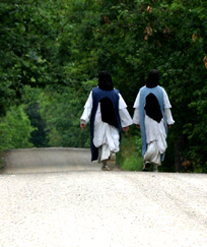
[98,71,114,91]
[146,69,159,88]
[98,71,118,127]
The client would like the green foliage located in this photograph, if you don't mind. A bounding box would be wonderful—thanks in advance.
[1,0,207,171]
[117,133,143,171]
[0,105,35,151]
[0,0,74,115]
[73,0,207,171]
[26,103,49,147]
[38,86,92,148]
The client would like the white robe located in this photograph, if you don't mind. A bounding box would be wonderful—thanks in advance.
[81,91,133,162]
[133,88,175,165]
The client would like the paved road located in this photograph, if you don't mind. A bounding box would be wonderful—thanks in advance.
[0,148,207,247]
[1,148,102,174]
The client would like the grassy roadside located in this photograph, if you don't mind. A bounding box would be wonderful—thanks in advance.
[116,134,143,171]
[0,152,4,169]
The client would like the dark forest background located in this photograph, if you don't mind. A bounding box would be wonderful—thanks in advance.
[0,0,207,172]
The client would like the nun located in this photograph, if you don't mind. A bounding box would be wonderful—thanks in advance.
[133,69,175,172]
[80,71,133,171]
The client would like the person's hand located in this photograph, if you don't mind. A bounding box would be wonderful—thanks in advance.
[80,123,86,130]
[136,124,140,129]
[122,126,129,132]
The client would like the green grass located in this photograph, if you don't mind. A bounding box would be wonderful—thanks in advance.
[120,156,143,171]
[0,153,4,169]
[0,150,7,169]
[117,134,143,171]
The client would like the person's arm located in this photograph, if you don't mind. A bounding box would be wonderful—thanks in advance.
[162,88,175,127]
[132,91,140,129]
[80,120,87,130]
[80,91,93,130]
[164,108,175,128]
[132,110,140,129]
[119,108,132,131]
[119,94,133,131]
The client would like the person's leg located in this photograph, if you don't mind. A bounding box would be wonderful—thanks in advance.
[107,152,116,170]
[143,141,161,172]
[153,164,159,172]
[151,148,161,172]
[142,161,150,171]
[98,145,111,171]
[98,144,110,162]
[102,160,110,171]
[110,152,116,162]
[107,125,120,170]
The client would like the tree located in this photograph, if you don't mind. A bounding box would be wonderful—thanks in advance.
[0,105,35,151]
[1,0,207,172]
[61,0,207,171]
[0,0,71,115]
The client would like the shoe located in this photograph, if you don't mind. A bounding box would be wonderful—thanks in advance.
[102,162,111,171]
[142,162,150,172]
[110,152,116,163]
[102,165,110,171]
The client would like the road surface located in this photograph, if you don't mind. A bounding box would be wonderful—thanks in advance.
[0,148,207,247]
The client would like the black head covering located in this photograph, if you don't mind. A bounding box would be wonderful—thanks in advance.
[144,93,162,123]
[146,69,159,88]
[98,71,114,91]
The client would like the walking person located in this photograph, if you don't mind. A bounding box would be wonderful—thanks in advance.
[133,69,175,172]
[80,71,133,171]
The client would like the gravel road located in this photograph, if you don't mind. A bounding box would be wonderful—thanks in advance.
[0,148,207,247]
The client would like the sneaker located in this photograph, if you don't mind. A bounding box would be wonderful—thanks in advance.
[142,162,150,172]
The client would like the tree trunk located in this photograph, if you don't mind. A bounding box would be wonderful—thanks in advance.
[174,134,186,172]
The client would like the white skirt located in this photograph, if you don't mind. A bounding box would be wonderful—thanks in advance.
[144,115,167,166]
[93,106,120,162]
[144,141,161,166]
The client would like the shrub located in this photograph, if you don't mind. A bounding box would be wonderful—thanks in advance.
[117,133,143,171]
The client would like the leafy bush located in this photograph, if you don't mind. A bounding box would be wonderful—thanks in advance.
[38,87,92,148]
[1,0,207,172]
[0,105,35,152]
[117,133,143,171]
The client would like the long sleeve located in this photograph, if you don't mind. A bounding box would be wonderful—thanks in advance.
[80,91,133,127]
[133,91,140,125]
[163,88,172,109]
[119,108,133,128]
[164,108,175,125]
[119,94,133,127]
[133,109,140,125]
[80,91,93,125]
[162,88,175,125]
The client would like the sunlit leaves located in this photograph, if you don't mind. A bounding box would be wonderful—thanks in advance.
[144,23,152,40]
[203,56,207,69]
